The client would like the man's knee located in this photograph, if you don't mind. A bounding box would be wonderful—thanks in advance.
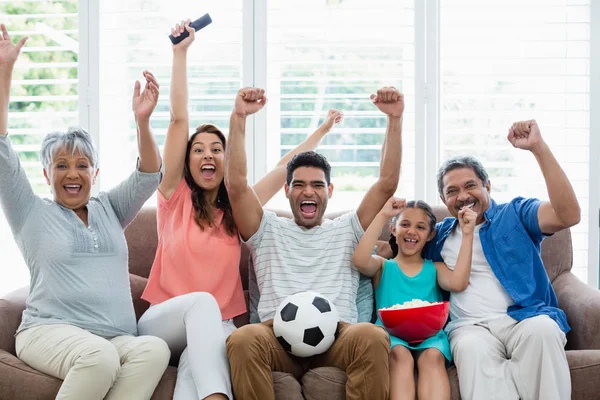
[451,332,493,362]
[226,323,271,359]
[350,323,389,345]
[518,316,565,346]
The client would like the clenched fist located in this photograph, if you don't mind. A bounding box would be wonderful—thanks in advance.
[370,86,404,118]
[507,120,545,153]
[234,87,267,117]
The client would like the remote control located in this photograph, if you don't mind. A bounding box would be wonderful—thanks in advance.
[169,13,212,45]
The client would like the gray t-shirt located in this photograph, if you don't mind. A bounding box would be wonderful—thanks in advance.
[244,210,364,324]
[0,135,162,338]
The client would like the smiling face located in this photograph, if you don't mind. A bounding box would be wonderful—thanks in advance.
[44,148,98,211]
[440,167,490,224]
[392,207,436,258]
[284,166,333,228]
[186,131,225,192]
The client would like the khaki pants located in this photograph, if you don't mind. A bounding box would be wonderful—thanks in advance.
[449,315,570,400]
[226,320,390,400]
[16,324,170,400]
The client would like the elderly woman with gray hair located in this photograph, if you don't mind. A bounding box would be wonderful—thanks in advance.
[0,25,170,399]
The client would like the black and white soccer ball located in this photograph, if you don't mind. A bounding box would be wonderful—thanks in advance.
[273,291,339,358]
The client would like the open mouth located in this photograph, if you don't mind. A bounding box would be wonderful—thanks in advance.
[300,200,317,219]
[459,200,476,211]
[201,164,216,180]
[402,237,419,248]
[63,184,82,195]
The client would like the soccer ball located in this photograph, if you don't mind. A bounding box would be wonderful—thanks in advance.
[273,291,339,358]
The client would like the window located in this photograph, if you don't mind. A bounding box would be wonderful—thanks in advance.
[0,1,597,295]
[97,0,243,191]
[440,0,591,282]
[264,0,416,211]
[0,0,78,295]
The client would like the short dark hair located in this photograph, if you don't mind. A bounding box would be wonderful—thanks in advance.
[286,151,331,185]
[388,200,437,258]
[437,156,489,197]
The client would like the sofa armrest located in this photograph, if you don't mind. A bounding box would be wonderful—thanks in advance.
[553,272,600,350]
[0,286,28,355]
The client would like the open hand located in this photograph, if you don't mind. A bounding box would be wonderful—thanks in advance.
[132,71,160,120]
[171,19,195,51]
[507,120,545,153]
[370,86,404,118]
[234,87,267,116]
[0,24,27,68]
[380,196,407,219]
[458,205,477,235]
[320,109,344,132]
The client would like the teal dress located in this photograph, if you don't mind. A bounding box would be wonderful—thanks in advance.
[375,258,452,362]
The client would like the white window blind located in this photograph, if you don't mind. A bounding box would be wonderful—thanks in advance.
[264,0,416,212]
[98,0,243,192]
[440,0,590,282]
[0,0,78,296]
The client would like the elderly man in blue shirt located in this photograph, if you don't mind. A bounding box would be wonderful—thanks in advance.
[426,120,580,400]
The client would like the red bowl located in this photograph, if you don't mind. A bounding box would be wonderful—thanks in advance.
[378,301,450,344]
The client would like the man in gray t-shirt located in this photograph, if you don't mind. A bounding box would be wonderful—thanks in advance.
[224,86,405,400]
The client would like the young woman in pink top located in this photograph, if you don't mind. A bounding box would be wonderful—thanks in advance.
[137,21,342,400]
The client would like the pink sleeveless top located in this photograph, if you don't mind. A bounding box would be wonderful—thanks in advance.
[142,179,246,320]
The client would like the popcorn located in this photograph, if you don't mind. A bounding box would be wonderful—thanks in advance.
[380,299,441,310]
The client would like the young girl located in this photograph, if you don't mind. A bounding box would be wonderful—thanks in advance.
[353,196,476,400]
[136,20,342,400]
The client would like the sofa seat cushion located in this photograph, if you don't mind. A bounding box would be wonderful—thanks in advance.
[0,349,60,399]
[301,367,347,400]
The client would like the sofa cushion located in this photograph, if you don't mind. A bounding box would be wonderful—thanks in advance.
[273,371,304,400]
[130,273,151,321]
[301,367,347,400]
[0,286,27,355]
[150,366,177,400]
[0,349,60,400]
[125,208,159,278]
[568,350,600,400]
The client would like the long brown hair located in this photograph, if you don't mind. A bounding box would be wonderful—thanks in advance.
[183,124,235,236]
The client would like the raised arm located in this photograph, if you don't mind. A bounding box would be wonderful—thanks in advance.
[0,24,27,135]
[132,71,161,173]
[159,20,195,199]
[356,87,404,230]
[435,206,476,292]
[508,120,581,234]
[106,72,162,228]
[224,88,267,240]
[353,197,406,278]
[252,109,342,205]
[0,25,38,234]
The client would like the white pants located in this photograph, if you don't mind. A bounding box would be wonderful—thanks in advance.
[449,315,570,400]
[138,292,236,400]
[15,324,170,400]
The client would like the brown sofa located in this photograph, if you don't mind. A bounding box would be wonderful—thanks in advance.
[1,206,600,399]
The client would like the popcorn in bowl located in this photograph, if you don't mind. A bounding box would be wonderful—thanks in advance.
[380,299,442,310]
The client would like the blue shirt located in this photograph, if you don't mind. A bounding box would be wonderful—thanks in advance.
[424,197,570,334]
